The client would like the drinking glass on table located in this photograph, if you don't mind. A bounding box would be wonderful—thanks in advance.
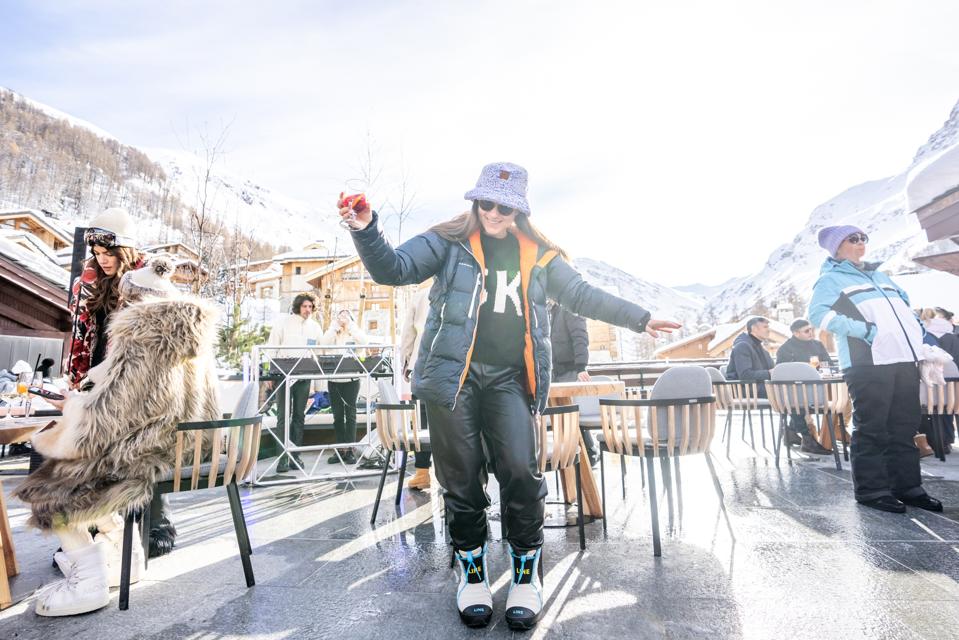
[0,388,18,419]
[17,372,33,417]
[809,356,820,371]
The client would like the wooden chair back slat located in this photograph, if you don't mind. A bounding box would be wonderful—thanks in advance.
[172,432,184,493]
[536,406,580,472]
[222,427,240,486]
[190,432,204,491]
[235,424,257,482]
[206,428,222,490]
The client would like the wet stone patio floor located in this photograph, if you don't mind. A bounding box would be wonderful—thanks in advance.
[2,419,959,640]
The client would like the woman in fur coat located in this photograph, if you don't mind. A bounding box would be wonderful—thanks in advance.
[15,282,221,617]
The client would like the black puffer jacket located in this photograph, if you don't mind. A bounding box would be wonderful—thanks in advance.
[351,214,650,412]
[550,305,590,375]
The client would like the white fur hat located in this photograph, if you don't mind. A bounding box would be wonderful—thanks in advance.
[86,207,136,248]
[120,257,179,301]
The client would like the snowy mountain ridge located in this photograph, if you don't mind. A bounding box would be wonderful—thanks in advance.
[701,96,959,320]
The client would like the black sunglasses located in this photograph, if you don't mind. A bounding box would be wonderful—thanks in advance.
[477,200,516,216]
[846,233,869,245]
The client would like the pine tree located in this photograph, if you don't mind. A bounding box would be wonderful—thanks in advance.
[217,304,270,370]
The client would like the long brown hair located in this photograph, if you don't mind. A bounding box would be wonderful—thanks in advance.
[85,246,142,314]
[429,202,569,260]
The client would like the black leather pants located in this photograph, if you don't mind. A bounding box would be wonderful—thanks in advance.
[426,363,546,552]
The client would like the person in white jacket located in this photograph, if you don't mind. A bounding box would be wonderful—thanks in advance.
[268,293,324,472]
[321,309,368,464]
[399,281,433,489]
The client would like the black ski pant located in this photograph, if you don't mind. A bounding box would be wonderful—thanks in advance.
[845,362,925,502]
[426,363,546,552]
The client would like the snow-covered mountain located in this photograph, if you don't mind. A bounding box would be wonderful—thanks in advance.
[672,278,742,305]
[702,97,959,319]
[0,86,344,253]
[575,257,704,325]
[142,147,346,251]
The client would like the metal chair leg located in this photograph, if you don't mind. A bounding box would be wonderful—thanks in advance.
[118,509,136,610]
[645,449,661,557]
[673,452,683,521]
[600,448,607,535]
[575,458,585,551]
[639,451,645,489]
[227,480,256,588]
[759,410,767,450]
[727,411,734,457]
[620,454,627,500]
[838,413,850,462]
[774,414,785,467]
[370,450,393,525]
[394,450,408,506]
[824,411,842,471]
[933,414,947,462]
[746,411,756,450]
[659,452,674,529]
[704,452,735,542]
[140,494,157,569]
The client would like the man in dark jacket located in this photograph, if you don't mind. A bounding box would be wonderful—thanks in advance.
[725,317,774,386]
[773,318,834,455]
[776,318,834,369]
[550,304,590,382]
[549,303,599,465]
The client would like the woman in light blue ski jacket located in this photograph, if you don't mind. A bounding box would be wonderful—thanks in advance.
[808,225,940,514]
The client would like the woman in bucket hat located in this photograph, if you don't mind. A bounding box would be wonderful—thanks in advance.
[340,162,680,630]
[809,225,942,514]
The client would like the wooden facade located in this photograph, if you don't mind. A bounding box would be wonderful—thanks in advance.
[0,210,72,252]
[304,255,397,342]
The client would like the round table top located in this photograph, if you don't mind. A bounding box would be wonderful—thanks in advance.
[0,416,57,445]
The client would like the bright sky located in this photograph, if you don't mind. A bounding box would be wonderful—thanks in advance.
[3,0,959,286]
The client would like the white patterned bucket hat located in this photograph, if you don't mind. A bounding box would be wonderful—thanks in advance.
[464,162,531,215]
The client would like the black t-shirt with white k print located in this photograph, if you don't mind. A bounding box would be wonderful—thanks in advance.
[472,232,527,367]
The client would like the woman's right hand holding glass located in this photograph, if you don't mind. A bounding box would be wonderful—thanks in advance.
[337,193,373,231]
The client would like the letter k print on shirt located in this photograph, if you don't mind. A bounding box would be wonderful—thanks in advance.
[484,268,522,316]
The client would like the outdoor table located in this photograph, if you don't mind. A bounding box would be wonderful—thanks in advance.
[548,380,626,519]
[0,416,55,609]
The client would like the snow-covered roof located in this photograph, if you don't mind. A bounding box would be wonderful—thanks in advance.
[248,267,282,285]
[652,327,716,357]
[707,317,791,352]
[0,208,73,245]
[302,255,362,283]
[893,271,959,314]
[906,142,959,212]
[0,232,70,289]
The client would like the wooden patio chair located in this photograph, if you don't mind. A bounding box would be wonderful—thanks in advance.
[118,383,262,610]
[537,404,588,550]
[370,399,430,525]
[765,367,849,471]
[599,366,728,556]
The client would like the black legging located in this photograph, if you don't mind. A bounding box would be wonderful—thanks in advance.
[426,362,546,552]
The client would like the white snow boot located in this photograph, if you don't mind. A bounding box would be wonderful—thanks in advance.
[505,546,543,630]
[94,527,145,588]
[454,545,493,627]
[35,541,111,616]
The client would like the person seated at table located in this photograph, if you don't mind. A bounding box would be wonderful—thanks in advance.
[14,288,221,616]
[773,318,835,455]
[776,319,834,370]
[727,316,828,454]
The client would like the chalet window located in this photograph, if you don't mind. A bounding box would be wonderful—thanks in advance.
[295,267,302,275]
[369,320,379,331]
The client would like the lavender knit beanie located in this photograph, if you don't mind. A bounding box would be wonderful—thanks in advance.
[818,225,864,258]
